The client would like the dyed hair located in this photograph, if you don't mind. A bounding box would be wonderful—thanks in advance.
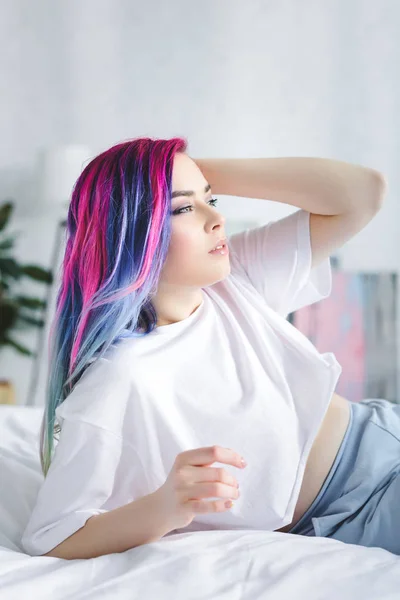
[40,136,188,476]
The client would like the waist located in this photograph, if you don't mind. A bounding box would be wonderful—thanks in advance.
[277,392,351,532]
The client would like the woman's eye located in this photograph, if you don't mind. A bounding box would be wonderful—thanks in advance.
[173,197,219,215]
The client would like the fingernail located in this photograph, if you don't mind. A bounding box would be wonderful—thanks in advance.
[241,458,247,467]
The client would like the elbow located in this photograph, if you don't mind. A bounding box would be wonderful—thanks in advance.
[339,168,388,215]
[368,169,388,209]
[41,547,88,560]
[21,534,71,560]
[347,169,388,214]
[42,548,68,559]
[32,544,71,560]
[40,540,92,560]
[24,539,84,561]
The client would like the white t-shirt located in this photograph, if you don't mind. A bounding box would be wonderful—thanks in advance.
[21,208,342,556]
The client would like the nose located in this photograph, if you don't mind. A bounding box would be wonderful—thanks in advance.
[211,212,226,231]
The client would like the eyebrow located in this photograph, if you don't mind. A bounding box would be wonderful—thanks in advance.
[171,183,211,199]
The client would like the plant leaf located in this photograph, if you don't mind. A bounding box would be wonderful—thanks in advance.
[0,257,21,279]
[2,335,34,356]
[0,236,15,253]
[0,300,19,333]
[21,265,53,283]
[0,201,14,232]
[17,314,46,327]
[15,296,47,309]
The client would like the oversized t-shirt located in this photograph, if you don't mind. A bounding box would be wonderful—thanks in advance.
[21,208,342,556]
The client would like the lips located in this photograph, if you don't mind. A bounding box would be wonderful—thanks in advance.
[209,238,227,252]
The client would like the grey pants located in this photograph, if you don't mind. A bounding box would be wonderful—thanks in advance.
[287,398,400,555]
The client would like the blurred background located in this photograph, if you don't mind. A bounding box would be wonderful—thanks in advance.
[0,0,399,407]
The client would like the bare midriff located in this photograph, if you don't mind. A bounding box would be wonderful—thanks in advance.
[276,392,351,533]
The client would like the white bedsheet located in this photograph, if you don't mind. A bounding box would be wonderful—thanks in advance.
[1,405,399,600]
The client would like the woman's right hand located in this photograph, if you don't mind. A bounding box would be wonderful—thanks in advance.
[155,445,247,531]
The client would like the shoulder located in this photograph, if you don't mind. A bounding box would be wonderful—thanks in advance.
[55,338,136,434]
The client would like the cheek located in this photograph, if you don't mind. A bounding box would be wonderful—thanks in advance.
[162,233,203,279]
[168,231,198,256]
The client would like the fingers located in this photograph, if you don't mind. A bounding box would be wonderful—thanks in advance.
[185,480,241,502]
[190,465,239,488]
[176,445,247,471]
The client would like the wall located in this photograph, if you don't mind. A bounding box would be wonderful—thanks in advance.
[1,0,399,405]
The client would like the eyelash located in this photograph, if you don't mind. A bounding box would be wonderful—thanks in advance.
[172,197,219,215]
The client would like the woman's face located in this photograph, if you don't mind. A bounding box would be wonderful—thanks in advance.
[158,152,231,289]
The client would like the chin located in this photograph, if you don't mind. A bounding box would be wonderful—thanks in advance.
[208,265,231,286]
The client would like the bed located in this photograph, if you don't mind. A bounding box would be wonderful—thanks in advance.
[1,405,399,600]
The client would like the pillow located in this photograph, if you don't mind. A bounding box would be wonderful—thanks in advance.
[0,406,44,552]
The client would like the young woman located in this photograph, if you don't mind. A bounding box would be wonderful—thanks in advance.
[21,137,393,560]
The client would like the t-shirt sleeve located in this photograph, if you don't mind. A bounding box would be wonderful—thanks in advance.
[227,208,332,318]
[21,356,146,557]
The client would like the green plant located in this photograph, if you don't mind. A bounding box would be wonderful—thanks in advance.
[0,200,53,356]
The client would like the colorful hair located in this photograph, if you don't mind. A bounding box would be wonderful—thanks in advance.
[39,136,188,476]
